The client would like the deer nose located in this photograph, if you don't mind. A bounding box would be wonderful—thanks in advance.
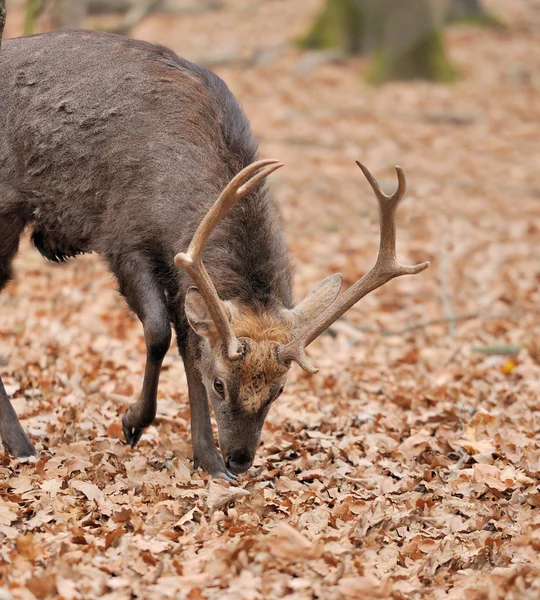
[226,451,253,474]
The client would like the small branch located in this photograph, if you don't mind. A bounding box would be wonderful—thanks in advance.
[385,311,521,336]
[340,474,369,484]
[472,344,521,356]
[326,320,365,342]
[451,448,469,472]
[153,415,185,430]
[328,311,522,339]
[443,345,462,367]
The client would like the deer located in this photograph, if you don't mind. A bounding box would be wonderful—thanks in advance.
[0,2,429,480]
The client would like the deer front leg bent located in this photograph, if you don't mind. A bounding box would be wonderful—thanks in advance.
[122,327,168,448]
[109,255,171,448]
[183,347,236,481]
[122,306,171,447]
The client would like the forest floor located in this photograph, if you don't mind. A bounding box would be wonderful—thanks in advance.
[1,1,540,599]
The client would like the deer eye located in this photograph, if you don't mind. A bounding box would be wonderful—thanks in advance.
[213,378,225,398]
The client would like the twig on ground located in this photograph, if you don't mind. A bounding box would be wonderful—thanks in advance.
[443,345,462,367]
[328,311,522,340]
[326,320,365,342]
[385,311,521,336]
[153,416,184,429]
[335,473,370,484]
[452,448,470,472]
[472,344,521,356]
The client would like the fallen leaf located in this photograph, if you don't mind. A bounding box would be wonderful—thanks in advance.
[207,483,250,514]
[70,480,103,502]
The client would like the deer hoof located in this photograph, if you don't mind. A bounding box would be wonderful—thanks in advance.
[194,449,238,481]
[122,413,145,449]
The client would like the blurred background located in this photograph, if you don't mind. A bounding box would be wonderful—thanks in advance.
[2,2,540,596]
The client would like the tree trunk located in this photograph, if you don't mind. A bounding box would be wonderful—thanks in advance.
[0,0,5,46]
[300,0,456,83]
[25,0,46,35]
[88,0,132,12]
[367,0,456,83]
[54,0,89,28]
[446,0,500,25]
[299,0,375,56]
[86,0,222,15]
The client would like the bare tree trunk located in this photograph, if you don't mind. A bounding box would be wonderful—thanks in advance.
[446,0,499,25]
[112,0,161,35]
[300,0,456,82]
[299,0,375,56]
[25,0,46,34]
[55,0,89,28]
[367,0,456,83]
[88,0,132,12]
[87,0,222,15]
[0,0,5,46]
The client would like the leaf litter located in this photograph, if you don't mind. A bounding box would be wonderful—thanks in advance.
[1,0,540,598]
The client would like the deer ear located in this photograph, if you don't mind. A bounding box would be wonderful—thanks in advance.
[185,287,217,340]
[289,274,343,327]
[184,287,234,341]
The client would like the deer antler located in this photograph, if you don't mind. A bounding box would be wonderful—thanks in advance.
[175,159,284,359]
[278,161,430,374]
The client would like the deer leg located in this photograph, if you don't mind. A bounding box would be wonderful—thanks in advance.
[0,378,36,456]
[182,343,236,481]
[109,255,171,448]
[0,213,35,457]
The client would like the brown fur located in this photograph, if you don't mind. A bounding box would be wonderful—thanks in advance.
[226,341,288,414]
[232,311,292,345]
[208,311,291,414]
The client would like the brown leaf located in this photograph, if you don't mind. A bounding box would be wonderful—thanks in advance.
[0,505,17,526]
[207,483,250,514]
[267,522,322,560]
[70,480,103,502]
[338,576,387,598]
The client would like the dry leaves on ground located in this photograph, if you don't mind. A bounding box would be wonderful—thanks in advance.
[1,0,540,598]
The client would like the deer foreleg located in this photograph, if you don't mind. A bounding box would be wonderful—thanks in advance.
[110,255,171,448]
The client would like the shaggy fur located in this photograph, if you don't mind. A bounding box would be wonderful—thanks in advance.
[232,311,292,345]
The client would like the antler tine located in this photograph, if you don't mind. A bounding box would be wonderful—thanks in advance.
[278,162,429,374]
[175,159,284,360]
[185,159,283,259]
[356,160,406,204]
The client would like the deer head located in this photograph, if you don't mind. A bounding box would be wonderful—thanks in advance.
[175,160,429,474]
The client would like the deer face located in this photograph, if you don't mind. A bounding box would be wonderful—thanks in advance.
[183,273,345,474]
[202,340,289,473]
[185,290,291,474]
